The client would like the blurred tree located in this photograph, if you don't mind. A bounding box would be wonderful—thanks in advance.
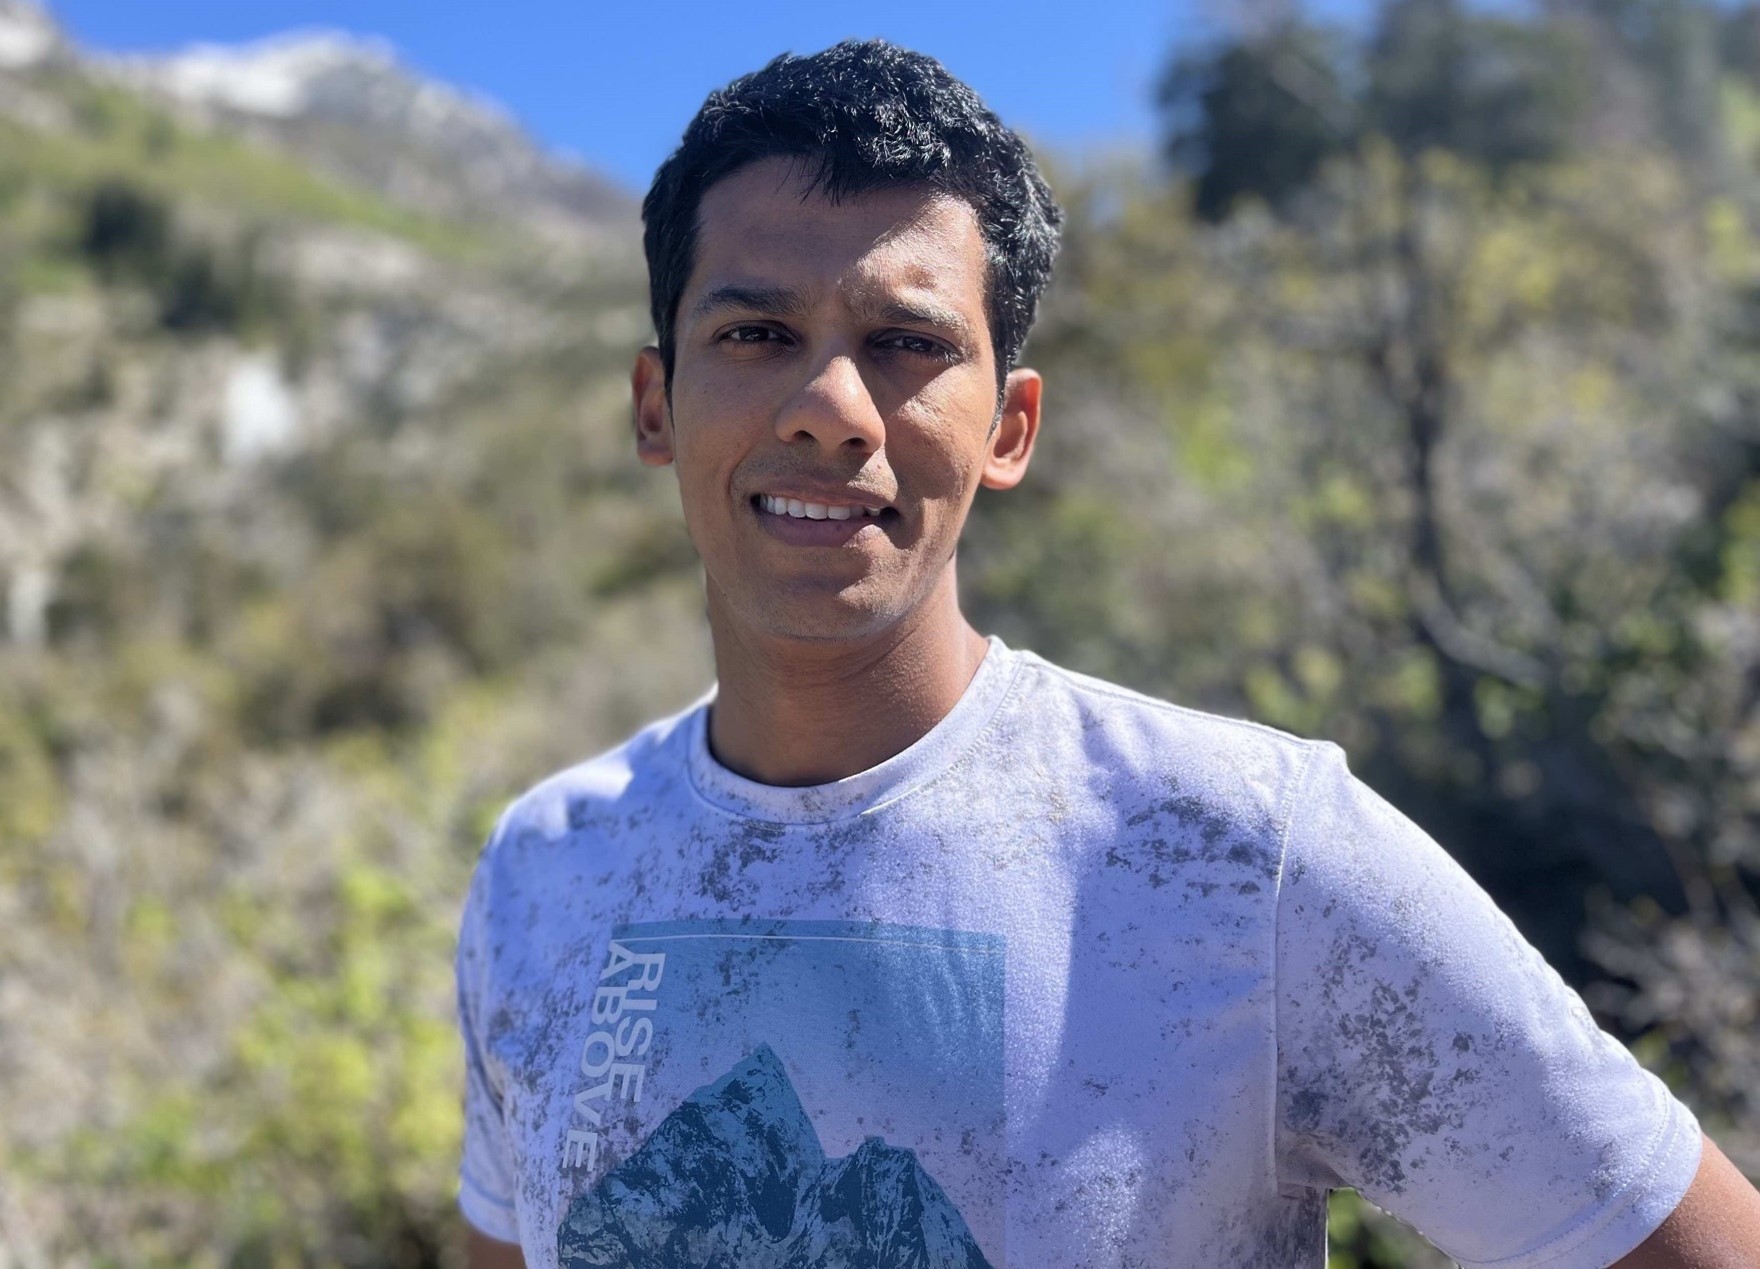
[76,178,172,285]
[1544,0,1729,186]
[1145,3,1710,974]
[1367,0,1585,172]
[1158,19,1353,222]
[1162,0,1585,223]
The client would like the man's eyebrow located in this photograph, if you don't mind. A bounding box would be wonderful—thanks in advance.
[690,284,809,321]
[850,295,976,346]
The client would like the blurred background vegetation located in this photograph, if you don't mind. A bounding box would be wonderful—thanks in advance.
[1,0,1757,1265]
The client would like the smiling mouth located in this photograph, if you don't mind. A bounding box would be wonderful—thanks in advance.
[751,494,896,523]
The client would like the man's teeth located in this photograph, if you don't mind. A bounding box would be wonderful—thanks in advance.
[759,495,884,520]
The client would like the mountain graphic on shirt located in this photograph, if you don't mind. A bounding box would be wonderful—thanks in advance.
[555,1042,994,1269]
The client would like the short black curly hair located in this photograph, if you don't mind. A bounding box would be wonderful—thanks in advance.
[642,39,1063,391]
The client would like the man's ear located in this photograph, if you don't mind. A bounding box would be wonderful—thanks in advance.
[979,368,1042,491]
[632,345,674,467]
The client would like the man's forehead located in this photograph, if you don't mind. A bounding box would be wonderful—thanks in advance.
[695,155,969,232]
[686,159,987,308]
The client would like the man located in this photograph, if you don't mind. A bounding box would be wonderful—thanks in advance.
[456,39,1760,1269]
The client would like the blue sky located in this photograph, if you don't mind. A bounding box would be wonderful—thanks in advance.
[47,0,1408,193]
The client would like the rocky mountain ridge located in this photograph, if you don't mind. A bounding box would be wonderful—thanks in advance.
[1,1,633,242]
[0,0,62,69]
[557,1045,994,1269]
[0,9,695,1257]
[0,0,655,653]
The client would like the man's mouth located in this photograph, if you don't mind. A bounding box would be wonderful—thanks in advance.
[752,494,893,522]
[747,491,900,545]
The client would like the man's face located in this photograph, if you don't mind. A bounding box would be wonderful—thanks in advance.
[633,157,1039,644]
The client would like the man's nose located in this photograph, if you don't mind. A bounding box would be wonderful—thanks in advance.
[773,351,885,452]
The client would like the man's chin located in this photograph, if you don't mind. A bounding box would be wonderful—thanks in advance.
[746,605,901,646]
[722,583,913,646]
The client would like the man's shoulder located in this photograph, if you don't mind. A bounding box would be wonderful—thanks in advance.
[481,697,702,857]
[1007,648,1332,787]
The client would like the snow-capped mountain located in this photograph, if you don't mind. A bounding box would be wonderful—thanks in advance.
[557,1043,994,1269]
[0,0,62,69]
[95,26,631,241]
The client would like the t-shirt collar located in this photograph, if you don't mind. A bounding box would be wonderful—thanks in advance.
[684,635,1020,824]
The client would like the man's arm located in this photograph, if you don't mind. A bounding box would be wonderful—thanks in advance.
[466,1226,526,1269]
[1613,1134,1760,1268]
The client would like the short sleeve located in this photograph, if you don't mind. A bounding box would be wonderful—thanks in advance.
[456,823,522,1244]
[1274,743,1702,1268]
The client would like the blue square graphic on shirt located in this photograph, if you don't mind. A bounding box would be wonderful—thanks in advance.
[556,917,1007,1268]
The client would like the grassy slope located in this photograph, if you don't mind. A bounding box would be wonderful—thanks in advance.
[0,66,494,276]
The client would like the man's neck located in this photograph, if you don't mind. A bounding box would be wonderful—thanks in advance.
[704,573,991,787]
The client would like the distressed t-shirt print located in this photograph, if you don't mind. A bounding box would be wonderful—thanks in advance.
[554,918,1007,1269]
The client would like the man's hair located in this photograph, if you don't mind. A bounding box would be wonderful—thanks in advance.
[642,39,1064,389]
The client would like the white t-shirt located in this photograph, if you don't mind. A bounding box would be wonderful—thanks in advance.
[456,637,1701,1268]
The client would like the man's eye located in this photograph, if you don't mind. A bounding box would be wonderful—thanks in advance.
[723,325,783,345]
[879,333,951,359]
